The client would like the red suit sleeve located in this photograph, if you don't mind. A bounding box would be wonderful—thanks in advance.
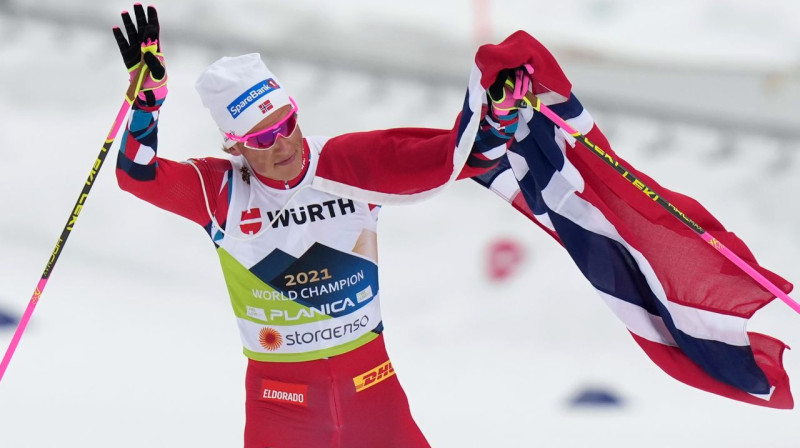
[116,101,232,228]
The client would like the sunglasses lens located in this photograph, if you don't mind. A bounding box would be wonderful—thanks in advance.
[244,113,297,149]
[246,130,278,149]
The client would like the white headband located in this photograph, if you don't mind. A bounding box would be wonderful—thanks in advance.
[195,53,292,148]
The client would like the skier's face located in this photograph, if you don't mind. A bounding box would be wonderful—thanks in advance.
[231,105,304,181]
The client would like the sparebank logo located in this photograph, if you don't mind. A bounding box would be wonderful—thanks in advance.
[240,208,262,235]
[227,78,280,118]
[259,327,283,351]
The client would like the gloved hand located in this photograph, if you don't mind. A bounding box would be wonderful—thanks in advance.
[112,4,167,107]
[487,64,533,118]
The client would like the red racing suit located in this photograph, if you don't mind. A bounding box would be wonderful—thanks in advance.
[116,96,513,447]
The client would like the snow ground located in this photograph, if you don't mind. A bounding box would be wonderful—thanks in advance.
[1,2,799,447]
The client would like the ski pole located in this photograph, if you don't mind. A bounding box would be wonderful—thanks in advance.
[0,67,149,383]
[522,93,800,315]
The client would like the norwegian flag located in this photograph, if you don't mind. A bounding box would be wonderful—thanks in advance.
[311,31,794,408]
[259,100,273,114]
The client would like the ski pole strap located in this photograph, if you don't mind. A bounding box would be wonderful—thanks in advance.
[524,93,800,315]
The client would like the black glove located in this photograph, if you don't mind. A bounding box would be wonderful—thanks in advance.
[112,4,167,104]
[488,68,517,104]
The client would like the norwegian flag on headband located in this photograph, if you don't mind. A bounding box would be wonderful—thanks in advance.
[311,31,794,408]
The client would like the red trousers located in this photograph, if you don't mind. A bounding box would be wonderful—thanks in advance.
[244,335,430,448]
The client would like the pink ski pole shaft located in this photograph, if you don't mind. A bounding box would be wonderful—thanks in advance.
[523,93,800,315]
[0,68,149,383]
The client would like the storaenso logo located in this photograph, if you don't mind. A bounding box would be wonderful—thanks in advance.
[227,79,280,118]
[286,315,370,346]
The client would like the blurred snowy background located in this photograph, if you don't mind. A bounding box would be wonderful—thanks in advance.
[0,1,798,447]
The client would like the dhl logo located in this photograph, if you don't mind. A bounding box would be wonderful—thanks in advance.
[353,360,395,393]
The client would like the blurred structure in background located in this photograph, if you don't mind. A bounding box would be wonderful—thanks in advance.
[484,238,526,283]
[568,385,625,408]
[3,0,797,143]
[0,305,17,328]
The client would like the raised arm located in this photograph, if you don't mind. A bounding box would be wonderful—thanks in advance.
[112,4,230,229]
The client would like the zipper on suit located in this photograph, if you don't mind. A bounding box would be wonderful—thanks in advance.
[327,360,343,447]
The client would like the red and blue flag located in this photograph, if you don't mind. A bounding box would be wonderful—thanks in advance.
[312,31,794,409]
